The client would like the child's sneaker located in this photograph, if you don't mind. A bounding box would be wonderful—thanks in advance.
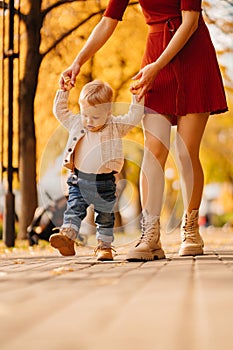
[94,240,115,261]
[49,228,76,256]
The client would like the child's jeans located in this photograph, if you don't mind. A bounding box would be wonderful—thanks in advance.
[62,170,116,243]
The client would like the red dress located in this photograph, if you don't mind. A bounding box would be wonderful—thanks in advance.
[104,0,228,124]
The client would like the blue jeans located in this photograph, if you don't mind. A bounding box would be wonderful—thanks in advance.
[62,171,116,243]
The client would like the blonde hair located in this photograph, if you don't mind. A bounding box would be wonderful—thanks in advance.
[79,80,113,106]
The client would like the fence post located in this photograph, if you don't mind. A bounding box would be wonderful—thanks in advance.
[3,0,16,247]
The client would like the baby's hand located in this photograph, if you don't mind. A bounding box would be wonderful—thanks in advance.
[63,76,73,91]
[129,80,142,95]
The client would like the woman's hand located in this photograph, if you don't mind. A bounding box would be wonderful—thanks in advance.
[59,62,81,91]
[130,62,160,101]
[130,11,200,101]
[59,17,118,91]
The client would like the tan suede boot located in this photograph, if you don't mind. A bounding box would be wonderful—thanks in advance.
[179,209,204,256]
[49,227,76,256]
[126,211,166,261]
[94,240,115,261]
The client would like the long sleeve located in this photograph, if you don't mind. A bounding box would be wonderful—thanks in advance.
[53,90,79,130]
[114,95,145,136]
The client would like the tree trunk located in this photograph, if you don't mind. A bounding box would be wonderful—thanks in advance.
[18,79,38,239]
[18,2,43,239]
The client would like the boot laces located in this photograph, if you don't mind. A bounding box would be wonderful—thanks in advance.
[182,216,198,242]
[52,227,77,242]
[137,215,159,246]
[94,242,116,255]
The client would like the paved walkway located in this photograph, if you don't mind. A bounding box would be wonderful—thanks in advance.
[0,227,233,350]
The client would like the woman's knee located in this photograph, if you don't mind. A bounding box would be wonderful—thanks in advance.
[142,113,171,163]
[144,132,169,164]
[175,140,200,173]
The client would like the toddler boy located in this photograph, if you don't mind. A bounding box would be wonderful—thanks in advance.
[49,79,144,260]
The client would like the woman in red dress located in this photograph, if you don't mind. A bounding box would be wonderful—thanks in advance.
[60,0,228,261]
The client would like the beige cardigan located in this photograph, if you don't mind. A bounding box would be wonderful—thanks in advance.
[53,90,144,173]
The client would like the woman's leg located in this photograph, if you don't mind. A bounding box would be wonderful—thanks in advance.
[126,113,171,261]
[176,113,209,256]
[140,113,172,215]
[176,113,209,212]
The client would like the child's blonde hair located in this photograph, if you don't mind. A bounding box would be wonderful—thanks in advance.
[79,79,113,106]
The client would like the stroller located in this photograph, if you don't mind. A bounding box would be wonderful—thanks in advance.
[27,193,87,246]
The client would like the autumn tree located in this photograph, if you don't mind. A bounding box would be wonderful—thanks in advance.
[1,0,142,239]
[201,0,233,184]
[18,1,105,238]
[1,0,232,240]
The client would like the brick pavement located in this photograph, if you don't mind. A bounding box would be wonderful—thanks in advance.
[0,227,233,350]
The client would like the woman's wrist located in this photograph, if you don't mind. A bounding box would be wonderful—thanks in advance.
[153,60,163,72]
[71,58,81,71]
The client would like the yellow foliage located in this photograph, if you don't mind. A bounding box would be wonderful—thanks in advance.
[1,0,233,197]
[35,1,147,179]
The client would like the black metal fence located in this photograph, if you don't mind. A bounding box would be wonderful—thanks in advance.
[0,0,20,246]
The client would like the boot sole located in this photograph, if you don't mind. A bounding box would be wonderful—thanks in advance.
[126,249,166,262]
[97,257,113,261]
[50,235,75,256]
[179,246,203,256]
